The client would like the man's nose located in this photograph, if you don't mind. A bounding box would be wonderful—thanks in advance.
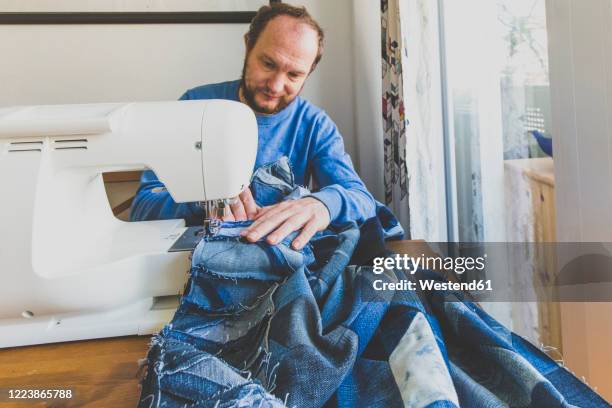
[267,74,284,95]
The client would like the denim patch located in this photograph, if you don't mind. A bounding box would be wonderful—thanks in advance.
[389,312,459,407]
[138,334,285,408]
[249,157,296,207]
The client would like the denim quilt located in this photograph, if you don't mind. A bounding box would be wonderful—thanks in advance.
[138,159,608,408]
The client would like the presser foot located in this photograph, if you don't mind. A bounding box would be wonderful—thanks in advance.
[168,198,236,252]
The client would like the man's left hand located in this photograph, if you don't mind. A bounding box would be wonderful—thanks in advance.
[240,198,330,250]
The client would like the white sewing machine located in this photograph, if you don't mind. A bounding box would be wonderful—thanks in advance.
[0,100,257,348]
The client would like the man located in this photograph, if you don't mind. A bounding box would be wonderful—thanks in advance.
[130,3,377,250]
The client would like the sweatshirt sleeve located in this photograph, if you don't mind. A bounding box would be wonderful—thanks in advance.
[307,116,377,225]
[128,170,204,226]
[128,90,204,226]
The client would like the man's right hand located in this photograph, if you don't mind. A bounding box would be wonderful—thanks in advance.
[222,187,259,221]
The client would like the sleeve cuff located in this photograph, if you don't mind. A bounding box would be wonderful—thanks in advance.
[308,188,342,223]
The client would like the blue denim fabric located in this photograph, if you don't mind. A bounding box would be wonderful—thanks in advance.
[138,158,608,408]
[420,269,609,408]
[250,156,404,240]
[139,330,285,407]
[249,156,306,207]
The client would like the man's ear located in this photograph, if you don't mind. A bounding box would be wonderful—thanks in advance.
[243,33,249,49]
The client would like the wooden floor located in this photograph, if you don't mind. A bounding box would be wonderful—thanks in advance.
[0,336,150,407]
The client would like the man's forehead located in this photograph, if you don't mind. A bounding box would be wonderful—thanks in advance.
[254,15,318,67]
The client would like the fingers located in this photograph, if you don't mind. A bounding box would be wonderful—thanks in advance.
[237,198,331,249]
[253,205,273,220]
[229,197,247,221]
[239,188,259,219]
[222,205,235,222]
[292,219,319,250]
[229,188,260,221]
[241,205,295,243]
[250,202,290,226]
[266,212,311,245]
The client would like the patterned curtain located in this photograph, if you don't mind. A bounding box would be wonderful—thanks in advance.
[381,0,409,207]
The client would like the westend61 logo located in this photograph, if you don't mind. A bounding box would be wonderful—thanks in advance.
[372,253,487,275]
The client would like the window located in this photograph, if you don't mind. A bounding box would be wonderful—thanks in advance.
[441,0,558,361]
[442,0,553,243]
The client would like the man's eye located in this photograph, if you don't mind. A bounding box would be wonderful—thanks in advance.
[288,73,300,81]
[263,60,274,69]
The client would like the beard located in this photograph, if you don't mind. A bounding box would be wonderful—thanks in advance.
[239,58,299,115]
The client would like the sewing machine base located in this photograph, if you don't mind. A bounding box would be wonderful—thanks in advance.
[0,296,180,348]
[169,226,206,252]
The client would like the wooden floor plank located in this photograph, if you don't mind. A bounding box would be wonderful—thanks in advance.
[0,336,150,407]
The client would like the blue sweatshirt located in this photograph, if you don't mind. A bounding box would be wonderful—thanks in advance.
[129,80,376,226]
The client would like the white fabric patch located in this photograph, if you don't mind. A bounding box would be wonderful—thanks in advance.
[390,312,459,407]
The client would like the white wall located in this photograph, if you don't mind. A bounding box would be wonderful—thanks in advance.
[0,0,358,159]
[296,0,357,161]
[0,24,247,104]
[0,0,268,12]
[351,0,385,202]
